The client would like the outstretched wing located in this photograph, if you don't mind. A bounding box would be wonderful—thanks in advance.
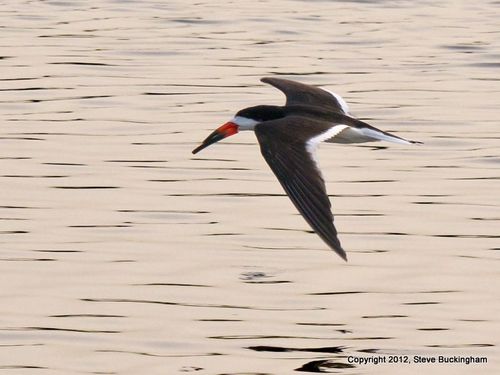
[261,77,349,114]
[255,116,347,260]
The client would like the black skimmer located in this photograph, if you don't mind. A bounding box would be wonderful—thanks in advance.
[192,77,420,261]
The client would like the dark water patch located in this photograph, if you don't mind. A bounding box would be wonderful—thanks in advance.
[269,71,331,76]
[203,232,242,236]
[143,92,198,96]
[248,345,343,353]
[0,205,42,209]
[347,336,393,340]
[34,249,82,253]
[459,319,487,322]
[336,213,384,217]
[417,328,449,331]
[82,298,324,311]
[403,302,440,305]
[172,17,222,24]
[0,217,28,221]
[118,209,209,214]
[18,326,119,334]
[0,87,73,92]
[27,95,112,103]
[309,291,365,296]
[337,329,352,334]
[418,290,459,294]
[243,245,303,250]
[134,221,216,225]
[0,366,47,370]
[262,227,310,233]
[0,77,38,82]
[68,224,132,228]
[422,165,459,168]
[433,234,500,239]
[360,145,388,151]
[210,335,336,340]
[331,194,385,198]
[296,359,355,372]
[240,272,270,281]
[168,167,253,172]
[191,158,237,162]
[2,174,67,178]
[342,179,396,183]
[52,185,120,189]
[245,280,291,284]
[39,34,97,38]
[412,201,441,206]
[105,159,166,163]
[469,62,500,68]
[1,257,55,262]
[0,136,45,141]
[129,165,168,169]
[358,348,380,353]
[449,176,499,180]
[50,314,125,318]
[355,249,388,254]
[7,118,83,123]
[49,61,116,66]
[362,314,407,318]
[0,230,29,234]
[149,177,231,182]
[472,77,500,81]
[168,192,385,198]
[426,343,494,348]
[0,156,31,160]
[169,192,284,197]
[95,349,221,358]
[43,162,86,166]
[180,366,204,372]
[345,231,408,236]
[442,43,485,51]
[418,194,450,197]
[297,323,345,327]
[136,283,211,287]
[471,217,500,221]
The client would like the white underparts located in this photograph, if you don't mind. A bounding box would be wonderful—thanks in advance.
[232,116,258,130]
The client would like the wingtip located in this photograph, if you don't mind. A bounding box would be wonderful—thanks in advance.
[330,243,348,261]
[338,249,348,262]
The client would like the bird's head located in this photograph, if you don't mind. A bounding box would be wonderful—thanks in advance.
[192,105,283,154]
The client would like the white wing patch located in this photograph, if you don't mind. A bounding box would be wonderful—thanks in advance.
[321,88,350,115]
[306,125,349,152]
[305,125,349,170]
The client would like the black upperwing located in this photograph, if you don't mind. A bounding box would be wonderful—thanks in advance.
[261,77,348,114]
[255,116,347,261]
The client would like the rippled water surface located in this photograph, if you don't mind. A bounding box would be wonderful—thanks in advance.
[1,1,499,374]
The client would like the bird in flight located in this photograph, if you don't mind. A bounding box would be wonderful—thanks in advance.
[192,77,420,261]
